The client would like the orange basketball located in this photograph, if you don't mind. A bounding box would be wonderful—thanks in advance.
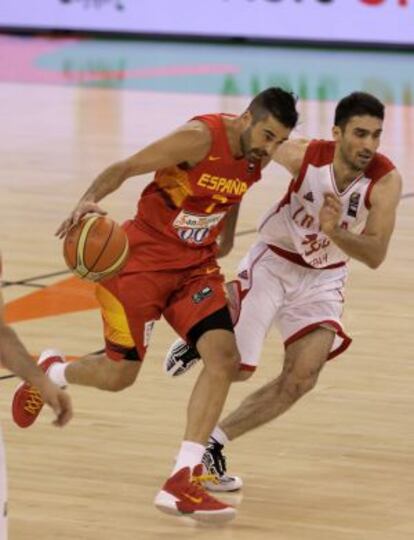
[63,216,129,282]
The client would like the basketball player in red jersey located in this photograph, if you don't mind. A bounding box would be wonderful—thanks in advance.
[0,255,72,538]
[163,92,402,492]
[12,88,299,522]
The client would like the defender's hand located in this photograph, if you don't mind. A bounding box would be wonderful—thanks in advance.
[319,193,342,236]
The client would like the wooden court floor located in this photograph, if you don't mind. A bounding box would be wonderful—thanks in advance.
[0,80,413,540]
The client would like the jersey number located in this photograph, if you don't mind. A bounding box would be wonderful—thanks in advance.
[205,194,228,214]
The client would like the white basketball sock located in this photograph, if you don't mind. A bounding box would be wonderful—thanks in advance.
[47,362,68,388]
[209,426,229,446]
[172,441,205,474]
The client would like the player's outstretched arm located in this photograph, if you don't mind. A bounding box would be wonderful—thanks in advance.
[56,121,212,238]
[0,313,73,427]
[320,170,402,268]
[272,138,309,177]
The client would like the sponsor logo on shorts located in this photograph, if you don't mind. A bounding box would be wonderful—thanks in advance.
[143,320,155,347]
[192,286,213,304]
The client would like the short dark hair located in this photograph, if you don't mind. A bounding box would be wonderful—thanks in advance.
[334,92,385,130]
[248,87,299,129]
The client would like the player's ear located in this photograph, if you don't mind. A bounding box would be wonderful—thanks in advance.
[241,110,252,128]
[332,125,341,142]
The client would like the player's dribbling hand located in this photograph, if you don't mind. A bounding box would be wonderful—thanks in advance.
[55,201,107,238]
[37,379,73,427]
[319,192,342,236]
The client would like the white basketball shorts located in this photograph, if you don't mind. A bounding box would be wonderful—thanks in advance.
[230,241,352,371]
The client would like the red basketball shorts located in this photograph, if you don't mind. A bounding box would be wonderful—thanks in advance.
[96,259,227,361]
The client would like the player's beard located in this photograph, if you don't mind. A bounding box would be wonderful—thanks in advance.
[240,128,266,162]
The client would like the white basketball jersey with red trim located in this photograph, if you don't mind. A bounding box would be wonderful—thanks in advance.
[258,140,395,269]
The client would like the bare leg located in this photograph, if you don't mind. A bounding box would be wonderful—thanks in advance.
[155,328,239,519]
[220,327,335,441]
[184,329,239,444]
[65,353,141,391]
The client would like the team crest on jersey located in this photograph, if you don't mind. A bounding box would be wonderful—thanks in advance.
[347,192,361,218]
[303,191,314,203]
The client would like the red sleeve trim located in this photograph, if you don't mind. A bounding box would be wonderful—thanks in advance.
[294,140,335,192]
[364,153,396,209]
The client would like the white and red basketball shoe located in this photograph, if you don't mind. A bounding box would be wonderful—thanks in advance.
[12,349,64,428]
[154,464,236,523]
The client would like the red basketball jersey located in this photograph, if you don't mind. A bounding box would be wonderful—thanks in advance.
[125,114,261,271]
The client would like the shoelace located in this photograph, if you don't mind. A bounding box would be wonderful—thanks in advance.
[209,444,227,476]
[23,387,44,415]
[191,472,219,493]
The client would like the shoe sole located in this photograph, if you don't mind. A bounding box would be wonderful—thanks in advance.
[154,502,182,517]
[154,491,236,523]
[205,484,242,493]
[155,502,236,523]
[189,508,236,523]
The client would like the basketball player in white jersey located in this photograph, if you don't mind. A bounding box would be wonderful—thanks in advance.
[163,92,402,491]
[0,255,73,538]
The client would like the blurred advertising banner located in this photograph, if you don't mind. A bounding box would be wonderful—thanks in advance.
[0,0,413,46]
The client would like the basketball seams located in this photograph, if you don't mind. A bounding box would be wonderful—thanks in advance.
[75,216,99,278]
[86,242,129,281]
[99,241,128,276]
[63,216,128,281]
[85,218,115,278]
